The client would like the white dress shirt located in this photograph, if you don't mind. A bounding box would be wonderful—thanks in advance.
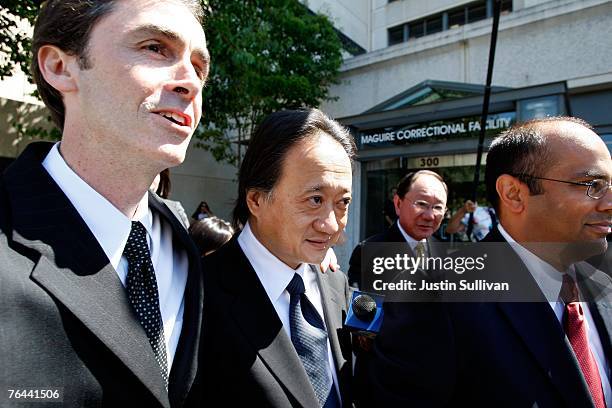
[397,221,428,253]
[238,222,341,401]
[42,142,188,369]
[498,224,611,404]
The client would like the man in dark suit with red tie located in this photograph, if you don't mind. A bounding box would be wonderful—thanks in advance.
[361,117,611,407]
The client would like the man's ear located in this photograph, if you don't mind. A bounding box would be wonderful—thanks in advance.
[37,45,79,93]
[246,189,268,219]
[496,174,527,215]
[393,194,402,217]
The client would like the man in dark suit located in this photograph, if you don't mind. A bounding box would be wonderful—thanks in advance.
[200,109,355,407]
[0,1,210,406]
[348,170,448,287]
[360,117,612,407]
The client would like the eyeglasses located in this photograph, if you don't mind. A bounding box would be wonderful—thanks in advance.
[517,174,612,199]
[412,200,446,215]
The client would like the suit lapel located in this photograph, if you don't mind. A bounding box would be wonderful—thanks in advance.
[575,263,612,364]
[497,302,593,407]
[221,239,319,407]
[29,251,170,406]
[149,195,203,407]
[3,143,171,407]
[386,222,406,242]
[485,229,594,407]
[588,301,612,362]
[316,267,352,403]
[315,267,345,369]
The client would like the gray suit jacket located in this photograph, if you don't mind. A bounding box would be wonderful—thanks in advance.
[200,236,353,407]
[0,142,203,407]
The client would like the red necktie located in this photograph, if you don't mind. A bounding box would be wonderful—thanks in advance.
[561,274,607,408]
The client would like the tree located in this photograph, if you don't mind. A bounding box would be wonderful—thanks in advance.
[0,1,61,142]
[198,0,344,165]
[0,1,37,81]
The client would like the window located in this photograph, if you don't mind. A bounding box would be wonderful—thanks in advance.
[409,21,425,39]
[466,2,487,24]
[387,0,513,47]
[388,25,405,46]
[426,16,443,35]
[448,9,465,28]
[518,96,563,120]
[500,0,513,15]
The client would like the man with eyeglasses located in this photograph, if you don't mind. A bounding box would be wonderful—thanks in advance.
[350,171,449,406]
[359,117,612,407]
[347,170,448,288]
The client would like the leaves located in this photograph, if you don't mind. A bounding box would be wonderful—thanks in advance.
[197,0,343,166]
[0,1,59,141]
[0,1,38,81]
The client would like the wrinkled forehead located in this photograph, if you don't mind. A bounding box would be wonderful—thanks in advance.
[408,175,447,201]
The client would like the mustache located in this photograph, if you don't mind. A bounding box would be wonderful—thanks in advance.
[584,216,612,225]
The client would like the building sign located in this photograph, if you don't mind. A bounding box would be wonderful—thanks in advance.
[407,152,489,169]
[359,112,516,149]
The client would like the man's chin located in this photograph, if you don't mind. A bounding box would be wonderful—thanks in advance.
[560,239,608,264]
[159,147,187,167]
[301,249,327,266]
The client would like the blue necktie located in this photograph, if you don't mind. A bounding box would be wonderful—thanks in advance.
[286,273,340,407]
[124,221,169,388]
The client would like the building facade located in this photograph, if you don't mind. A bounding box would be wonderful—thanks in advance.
[313,0,612,269]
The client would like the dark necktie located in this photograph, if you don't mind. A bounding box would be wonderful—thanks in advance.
[414,241,427,259]
[560,274,607,408]
[124,221,169,388]
[286,273,339,407]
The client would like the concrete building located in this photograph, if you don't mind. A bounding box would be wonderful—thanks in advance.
[310,0,612,269]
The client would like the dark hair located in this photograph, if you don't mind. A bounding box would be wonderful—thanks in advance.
[155,169,171,199]
[192,201,212,219]
[484,116,593,211]
[233,109,356,229]
[31,0,204,130]
[395,170,448,199]
[189,216,234,256]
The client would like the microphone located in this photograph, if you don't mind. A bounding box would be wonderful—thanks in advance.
[344,291,385,335]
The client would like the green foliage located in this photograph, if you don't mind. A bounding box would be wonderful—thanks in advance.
[0,1,59,141]
[198,0,343,165]
[0,1,38,81]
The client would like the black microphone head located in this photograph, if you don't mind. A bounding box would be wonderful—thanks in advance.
[353,294,377,322]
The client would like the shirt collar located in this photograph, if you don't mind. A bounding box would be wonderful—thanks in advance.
[396,220,426,250]
[498,223,573,302]
[238,222,309,303]
[42,142,152,270]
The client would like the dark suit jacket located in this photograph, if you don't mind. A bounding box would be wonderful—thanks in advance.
[358,227,612,407]
[0,142,204,407]
[347,223,438,287]
[199,236,353,407]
